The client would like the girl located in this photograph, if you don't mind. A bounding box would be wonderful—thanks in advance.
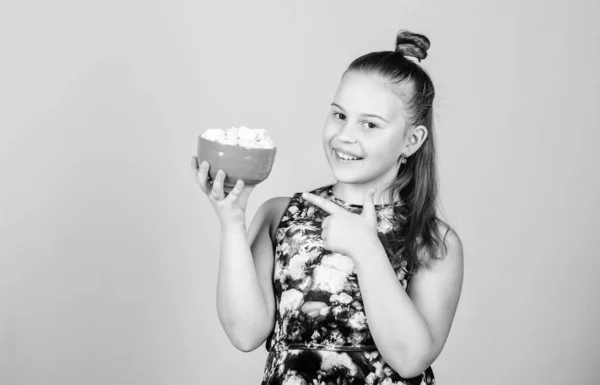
[191,29,464,385]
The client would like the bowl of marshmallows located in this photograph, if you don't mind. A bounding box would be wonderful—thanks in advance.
[197,126,277,188]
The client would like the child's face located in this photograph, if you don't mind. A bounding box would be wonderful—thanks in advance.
[323,71,410,187]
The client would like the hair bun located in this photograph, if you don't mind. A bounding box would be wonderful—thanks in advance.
[395,30,430,62]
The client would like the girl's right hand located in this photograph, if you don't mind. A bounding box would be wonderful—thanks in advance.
[190,156,255,229]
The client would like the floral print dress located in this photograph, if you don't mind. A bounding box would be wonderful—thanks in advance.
[261,184,435,385]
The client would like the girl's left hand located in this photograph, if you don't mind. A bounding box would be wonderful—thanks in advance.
[301,188,381,264]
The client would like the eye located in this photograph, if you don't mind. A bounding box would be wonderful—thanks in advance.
[362,121,378,130]
[333,112,346,120]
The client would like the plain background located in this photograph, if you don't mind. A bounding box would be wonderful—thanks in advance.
[1,0,599,384]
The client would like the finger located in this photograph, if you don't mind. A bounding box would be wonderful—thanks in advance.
[195,158,212,194]
[190,156,199,182]
[224,179,245,202]
[302,192,345,215]
[210,169,226,200]
[361,187,377,221]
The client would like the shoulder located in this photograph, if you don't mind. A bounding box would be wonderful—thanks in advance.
[441,223,463,263]
[263,196,293,216]
[259,196,293,241]
[407,222,464,318]
[437,221,463,259]
[257,196,293,222]
[425,221,463,272]
[412,221,463,283]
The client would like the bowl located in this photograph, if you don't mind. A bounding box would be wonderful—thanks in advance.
[197,136,277,188]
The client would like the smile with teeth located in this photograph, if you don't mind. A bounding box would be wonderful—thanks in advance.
[335,150,362,161]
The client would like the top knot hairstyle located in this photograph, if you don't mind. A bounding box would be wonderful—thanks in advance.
[395,29,430,62]
[342,29,451,274]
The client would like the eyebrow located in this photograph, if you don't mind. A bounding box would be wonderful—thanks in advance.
[330,103,390,124]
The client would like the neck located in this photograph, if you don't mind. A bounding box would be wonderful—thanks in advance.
[331,182,399,206]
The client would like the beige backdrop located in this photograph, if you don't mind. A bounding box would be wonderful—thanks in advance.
[1,1,599,384]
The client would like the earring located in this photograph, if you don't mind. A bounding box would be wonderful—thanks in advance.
[400,153,407,164]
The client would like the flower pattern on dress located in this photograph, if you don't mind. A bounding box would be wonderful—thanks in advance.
[262,185,434,385]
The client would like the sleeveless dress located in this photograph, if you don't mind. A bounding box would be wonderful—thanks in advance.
[261,184,435,385]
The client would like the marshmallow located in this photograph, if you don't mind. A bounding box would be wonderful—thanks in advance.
[201,126,275,149]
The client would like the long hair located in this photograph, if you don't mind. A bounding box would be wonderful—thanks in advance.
[345,30,452,273]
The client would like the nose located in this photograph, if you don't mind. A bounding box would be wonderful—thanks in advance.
[336,121,358,144]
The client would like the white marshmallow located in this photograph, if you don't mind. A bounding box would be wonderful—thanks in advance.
[201,126,275,149]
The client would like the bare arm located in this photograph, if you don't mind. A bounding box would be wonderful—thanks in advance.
[355,227,464,378]
[190,156,277,352]
[216,198,277,352]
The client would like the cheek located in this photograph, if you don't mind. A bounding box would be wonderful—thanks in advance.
[322,127,330,146]
[322,118,336,143]
[369,138,402,162]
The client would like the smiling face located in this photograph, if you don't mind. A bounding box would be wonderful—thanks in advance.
[323,71,412,189]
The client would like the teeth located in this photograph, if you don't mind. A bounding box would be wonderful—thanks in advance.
[335,150,360,160]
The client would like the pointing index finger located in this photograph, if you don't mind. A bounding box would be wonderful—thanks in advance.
[301,192,346,215]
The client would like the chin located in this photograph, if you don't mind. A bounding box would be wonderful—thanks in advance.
[326,157,359,183]
[329,168,366,184]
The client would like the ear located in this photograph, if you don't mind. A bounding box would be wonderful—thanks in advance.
[405,124,428,155]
